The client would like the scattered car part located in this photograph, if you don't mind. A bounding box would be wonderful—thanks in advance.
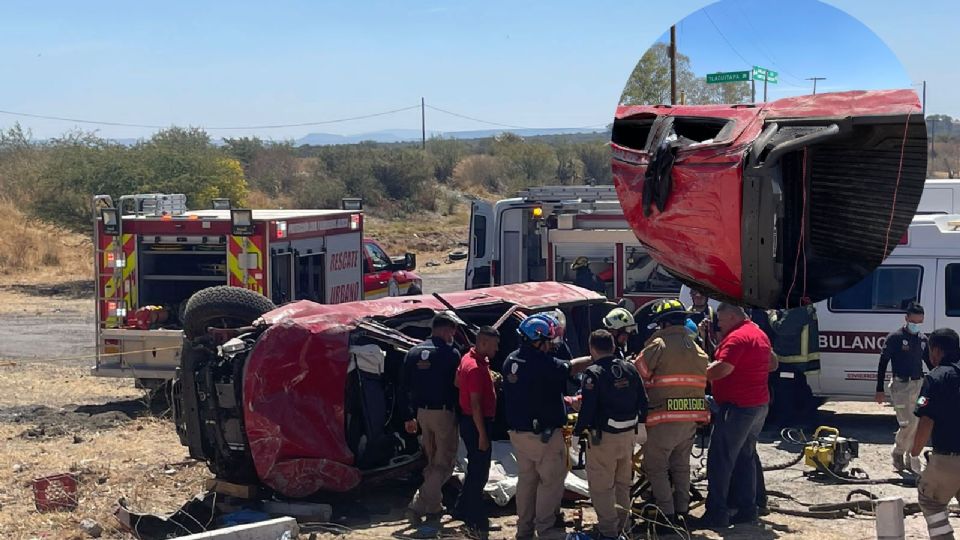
[181,286,275,340]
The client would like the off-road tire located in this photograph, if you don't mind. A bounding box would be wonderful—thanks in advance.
[182,286,276,340]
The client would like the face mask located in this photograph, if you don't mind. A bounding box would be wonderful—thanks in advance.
[906,323,921,334]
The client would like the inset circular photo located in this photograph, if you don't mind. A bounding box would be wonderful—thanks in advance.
[611,0,927,309]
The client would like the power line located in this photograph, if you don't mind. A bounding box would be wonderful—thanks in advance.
[0,101,607,134]
[0,104,422,130]
[700,6,754,68]
[731,2,807,85]
[425,104,532,129]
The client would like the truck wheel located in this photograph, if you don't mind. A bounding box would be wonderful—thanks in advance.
[182,286,276,340]
[406,284,422,296]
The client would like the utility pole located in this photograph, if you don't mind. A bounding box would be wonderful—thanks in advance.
[669,26,677,105]
[421,97,426,149]
[806,77,826,95]
[922,80,926,118]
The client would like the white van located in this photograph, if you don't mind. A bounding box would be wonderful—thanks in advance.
[680,179,960,402]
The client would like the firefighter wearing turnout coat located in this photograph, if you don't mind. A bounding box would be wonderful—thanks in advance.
[768,305,820,428]
[575,329,648,540]
[635,299,710,527]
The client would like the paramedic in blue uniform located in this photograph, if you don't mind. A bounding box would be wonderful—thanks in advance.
[502,313,594,540]
[400,311,462,524]
[911,328,960,540]
[575,329,647,540]
[875,302,930,473]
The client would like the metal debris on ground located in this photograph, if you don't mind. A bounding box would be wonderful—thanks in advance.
[80,518,103,538]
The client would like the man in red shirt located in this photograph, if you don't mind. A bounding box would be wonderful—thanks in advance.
[454,326,501,537]
[690,303,777,530]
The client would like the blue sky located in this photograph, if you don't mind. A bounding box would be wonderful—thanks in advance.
[0,0,954,140]
[653,0,914,101]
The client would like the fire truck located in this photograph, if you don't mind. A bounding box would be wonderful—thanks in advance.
[465,185,682,309]
[92,193,369,389]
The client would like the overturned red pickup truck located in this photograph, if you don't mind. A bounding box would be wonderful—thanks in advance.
[173,283,609,497]
[611,89,927,308]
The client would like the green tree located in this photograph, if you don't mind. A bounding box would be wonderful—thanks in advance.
[576,142,612,184]
[452,154,510,191]
[554,144,585,185]
[222,136,266,166]
[621,42,751,105]
[492,133,558,187]
[136,128,248,209]
[371,148,432,200]
[426,136,467,182]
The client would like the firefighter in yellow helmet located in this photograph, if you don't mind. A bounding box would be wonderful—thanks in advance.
[635,298,710,531]
[602,307,638,360]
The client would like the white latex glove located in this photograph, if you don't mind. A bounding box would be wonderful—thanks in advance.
[635,424,648,446]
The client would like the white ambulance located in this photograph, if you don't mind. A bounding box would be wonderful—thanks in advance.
[681,179,960,402]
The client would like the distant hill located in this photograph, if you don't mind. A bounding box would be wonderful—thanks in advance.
[294,127,605,146]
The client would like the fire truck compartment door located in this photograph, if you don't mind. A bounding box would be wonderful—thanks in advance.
[325,232,363,303]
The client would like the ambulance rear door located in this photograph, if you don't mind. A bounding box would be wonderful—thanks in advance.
[935,258,960,332]
[465,199,494,289]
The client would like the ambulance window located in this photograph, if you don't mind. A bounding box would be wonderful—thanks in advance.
[945,264,960,317]
[829,265,922,312]
[473,216,487,258]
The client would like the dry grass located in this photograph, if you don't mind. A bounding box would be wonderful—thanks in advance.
[365,206,470,270]
[0,199,91,282]
[0,363,208,540]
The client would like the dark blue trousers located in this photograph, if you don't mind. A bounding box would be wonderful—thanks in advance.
[456,415,493,529]
[705,404,768,521]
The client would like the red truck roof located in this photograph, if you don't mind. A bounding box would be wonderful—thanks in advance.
[243,282,605,496]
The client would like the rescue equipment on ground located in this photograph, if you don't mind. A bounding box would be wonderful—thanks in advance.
[803,426,860,476]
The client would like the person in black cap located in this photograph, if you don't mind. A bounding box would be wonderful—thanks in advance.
[400,311,462,524]
[911,328,960,539]
[576,329,647,540]
[875,302,930,473]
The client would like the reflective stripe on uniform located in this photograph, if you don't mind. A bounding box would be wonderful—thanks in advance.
[929,524,954,537]
[607,417,638,430]
[645,410,710,426]
[645,374,707,389]
[926,512,949,524]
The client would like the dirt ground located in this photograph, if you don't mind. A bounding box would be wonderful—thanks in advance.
[0,279,956,539]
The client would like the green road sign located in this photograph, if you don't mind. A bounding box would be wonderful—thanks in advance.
[706,71,751,84]
[752,66,779,83]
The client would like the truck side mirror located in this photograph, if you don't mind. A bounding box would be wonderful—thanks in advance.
[404,253,417,271]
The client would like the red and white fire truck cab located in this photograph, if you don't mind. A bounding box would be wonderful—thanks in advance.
[92,193,365,388]
[465,185,682,309]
